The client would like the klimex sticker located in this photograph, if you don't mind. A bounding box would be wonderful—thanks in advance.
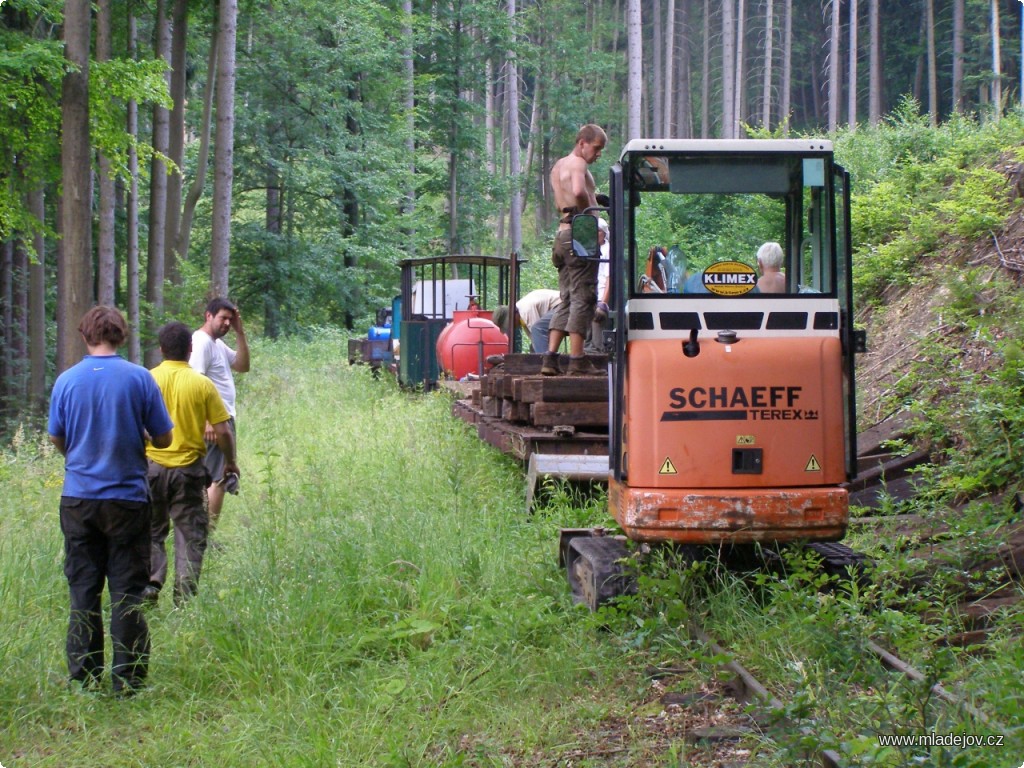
[703,261,757,296]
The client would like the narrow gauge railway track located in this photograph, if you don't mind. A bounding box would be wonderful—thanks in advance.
[448,361,1023,763]
[451,366,1024,652]
[655,619,1007,767]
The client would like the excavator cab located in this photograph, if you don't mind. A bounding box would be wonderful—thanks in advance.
[563,140,859,606]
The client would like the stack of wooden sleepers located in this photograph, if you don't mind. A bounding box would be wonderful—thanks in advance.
[450,353,610,462]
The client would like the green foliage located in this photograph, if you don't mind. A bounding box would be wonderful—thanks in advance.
[837,108,1024,302]
[887,266,1024,504]
[89,57,173,180]
[635,191,785,274]
[0,19,64,240]
[1,0,172,253]
[0,333,645,766]
[934,167,1013,239]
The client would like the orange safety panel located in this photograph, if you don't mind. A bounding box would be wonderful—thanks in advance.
[622,336,847,489]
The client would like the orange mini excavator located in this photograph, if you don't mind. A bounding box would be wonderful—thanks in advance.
[561,139,865,608]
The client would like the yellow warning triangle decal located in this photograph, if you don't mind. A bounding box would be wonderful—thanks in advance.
[659,457,678,475]
[805,455,821,472]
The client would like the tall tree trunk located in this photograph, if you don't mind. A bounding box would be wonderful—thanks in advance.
[485,58,496,175]
[651,0,663,137]
[611,0,623,120]
[912,13,925,105]
[781,0,792,134]
[675,0,692,137]
[507,0,522,256]
[146,0,171,366]
[925,0,937,125]
[164,0,189,286]
[722,0,735,138]
[847,0,858,129]
[952,0,964,113]
[868,0,881,125]
[827,0,840,132]
[663,0,675,136]
[1,240,12,412]
[734,0,746,136]
[701,0,711,137]
[28,189,46,412]
[264,176,282,338]
[539,128,550,232]
[96,0,116,305]
[990,0,1002,119]
[446,5,462,254]
[762,0,774,129]
[13,235,28,398]
[175,34,218,265]
[126,7,141,363]
[522,80,540,210]
[342,82,361,330]
[211,0,238,295]
[403,0,415,239]
[810,43,823,121]
[59,0,93,372]
[627,0,642,139]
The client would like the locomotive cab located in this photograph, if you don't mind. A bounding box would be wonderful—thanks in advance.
[580,139,857,546]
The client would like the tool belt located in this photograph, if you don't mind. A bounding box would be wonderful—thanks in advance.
[559,206,581,224]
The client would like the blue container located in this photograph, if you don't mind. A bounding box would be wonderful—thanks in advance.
[368,325,391,340]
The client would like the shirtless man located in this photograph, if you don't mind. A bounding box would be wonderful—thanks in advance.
[542,123,608,377]
[756,241,787,293]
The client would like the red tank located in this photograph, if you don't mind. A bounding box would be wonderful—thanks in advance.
[436,310,508,380]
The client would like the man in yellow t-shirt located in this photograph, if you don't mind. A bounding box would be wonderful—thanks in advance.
[145,322,240,605]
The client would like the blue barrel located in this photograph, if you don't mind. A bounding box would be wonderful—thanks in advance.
[368,325,391,340]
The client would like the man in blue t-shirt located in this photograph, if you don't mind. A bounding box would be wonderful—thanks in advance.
[48,306,174,696]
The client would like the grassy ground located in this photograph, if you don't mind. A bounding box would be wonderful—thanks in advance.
[0,332,641,768]
[3,331,1022,767]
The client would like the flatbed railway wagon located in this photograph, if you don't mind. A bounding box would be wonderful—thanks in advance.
[562,139,864,608]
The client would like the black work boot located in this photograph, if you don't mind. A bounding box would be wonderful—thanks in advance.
[540,352,561,376]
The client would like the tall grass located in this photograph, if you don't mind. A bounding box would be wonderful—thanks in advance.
[0,331,631,767]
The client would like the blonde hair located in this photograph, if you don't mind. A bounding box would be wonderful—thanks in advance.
[576,124,607,146]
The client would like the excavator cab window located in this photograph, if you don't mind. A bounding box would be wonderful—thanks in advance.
[626,151,837,300]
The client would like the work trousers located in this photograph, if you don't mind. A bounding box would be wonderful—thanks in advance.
[530,310,555,353]
[60,496,151,692]
[148,460,209,601]
[549,229,599,337]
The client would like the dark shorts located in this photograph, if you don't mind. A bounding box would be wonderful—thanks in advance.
[549,229,599,337]
[203,417,236,483]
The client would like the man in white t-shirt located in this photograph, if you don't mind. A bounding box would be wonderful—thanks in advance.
[586,218,611,354]
[190,297,250,529]
[492,289,562,354]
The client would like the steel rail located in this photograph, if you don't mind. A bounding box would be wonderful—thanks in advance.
[688,622,845,768]
[864,639,997,728]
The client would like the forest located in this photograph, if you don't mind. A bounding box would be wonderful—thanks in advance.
[3,0,1024,424]
[5,1,1024,764]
